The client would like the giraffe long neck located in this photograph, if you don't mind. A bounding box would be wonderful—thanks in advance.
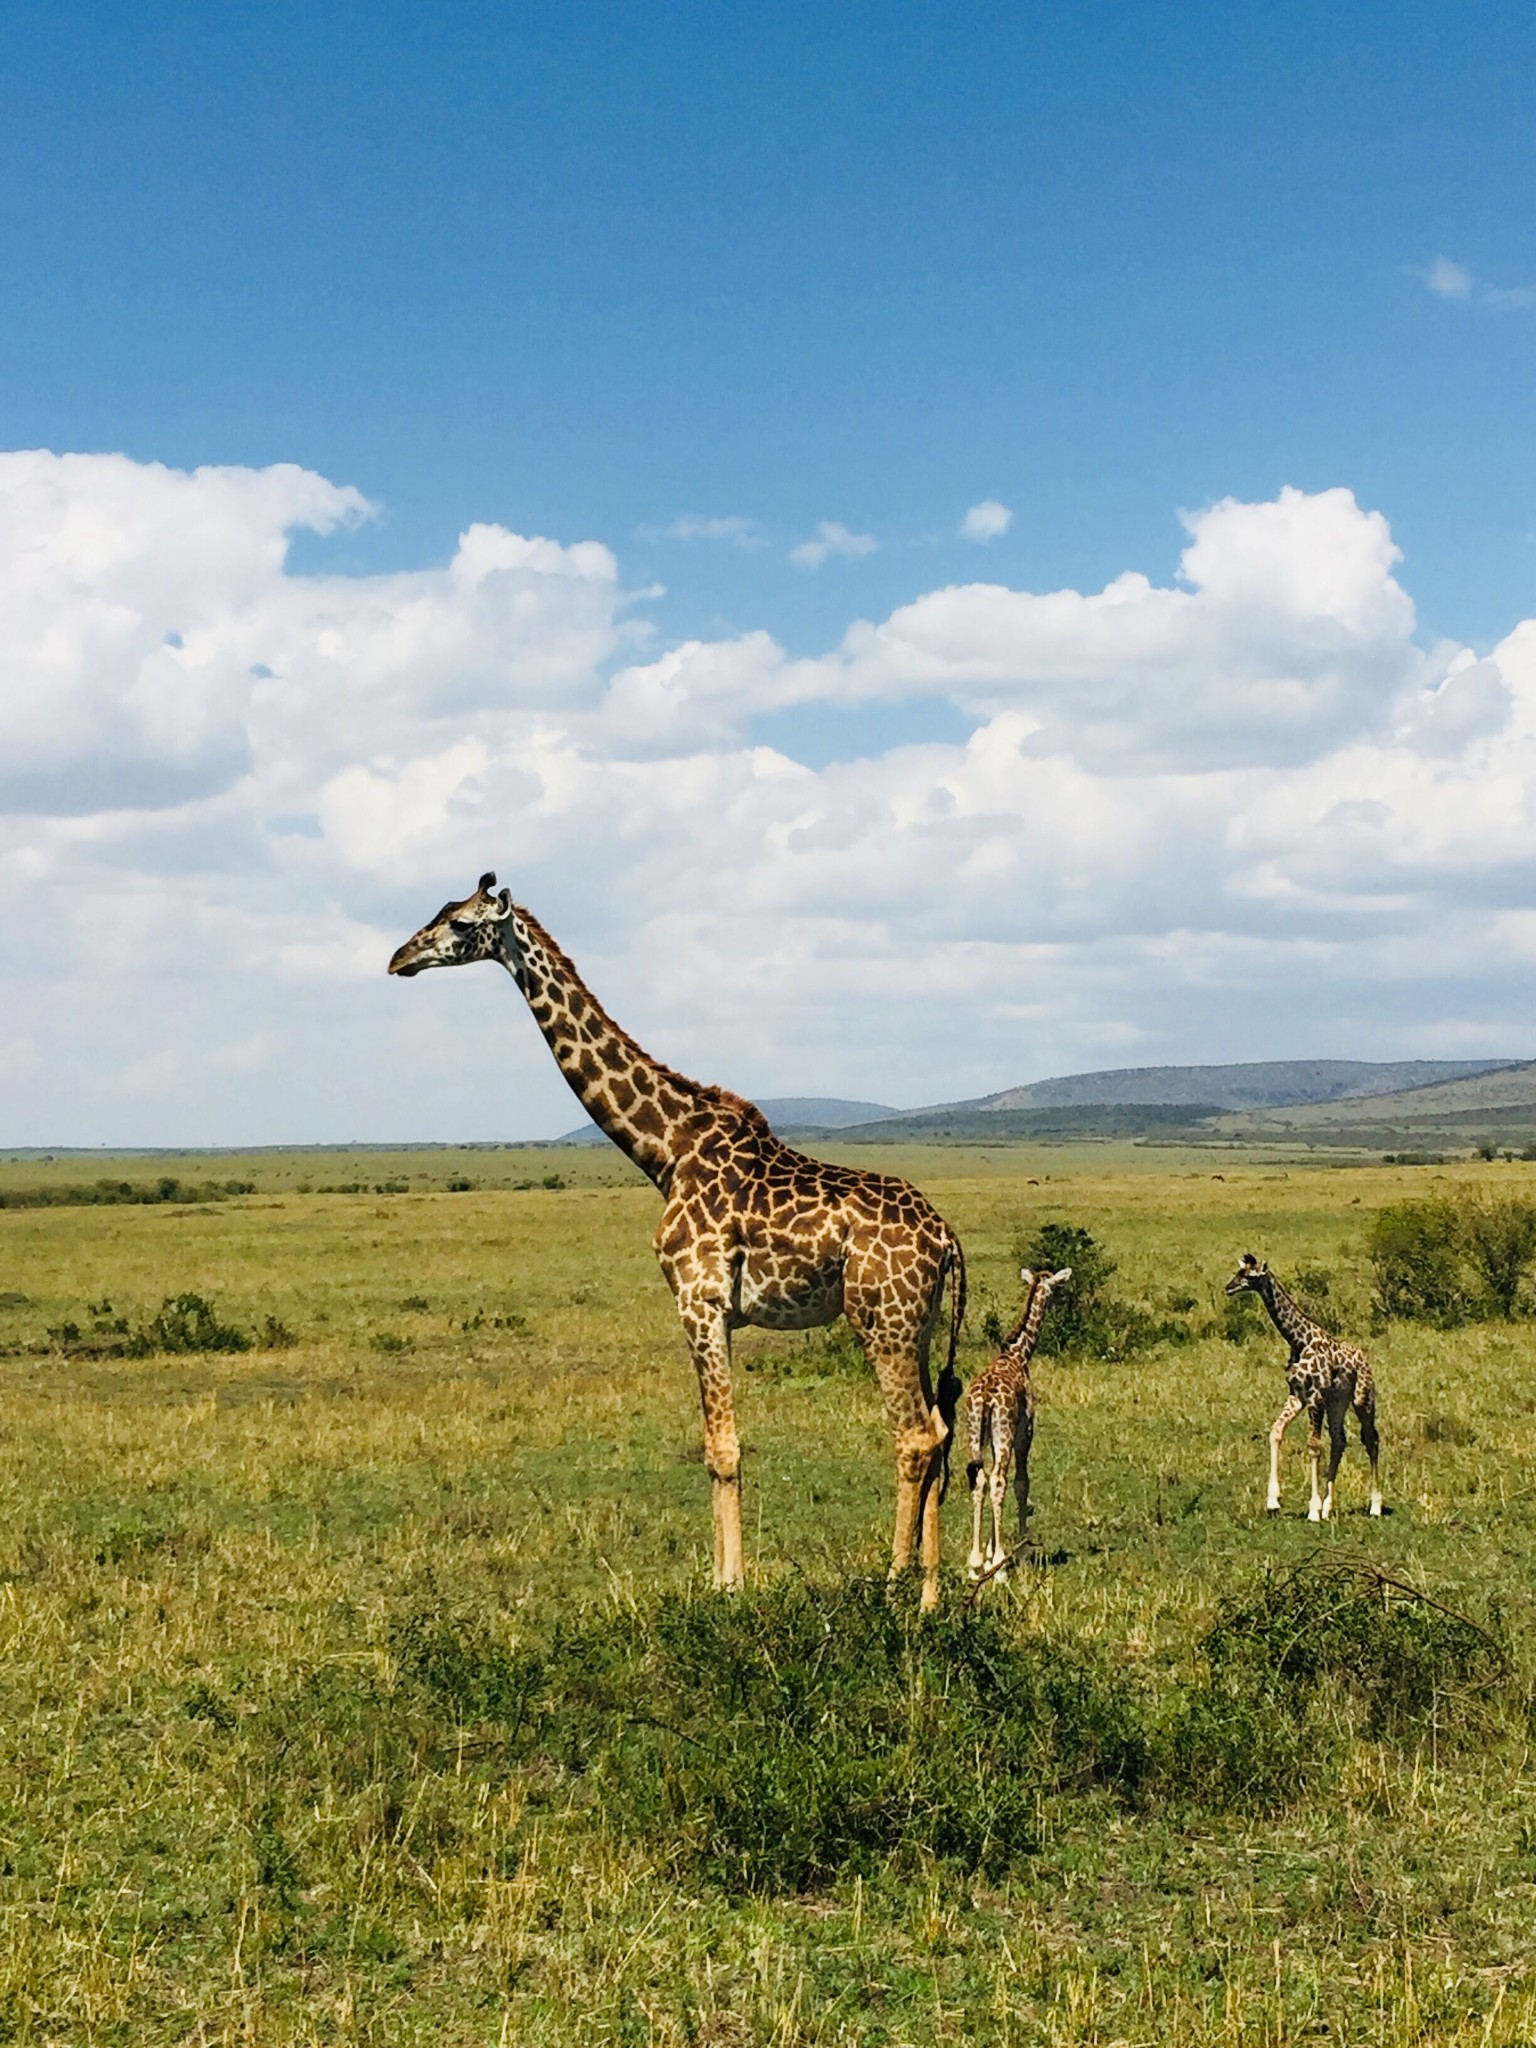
[1002,1280,1055,1365]
[496,904,708,1193]
[1255,1274,1323,1349]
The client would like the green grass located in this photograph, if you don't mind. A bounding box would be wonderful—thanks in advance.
[1,1145,1535,2041]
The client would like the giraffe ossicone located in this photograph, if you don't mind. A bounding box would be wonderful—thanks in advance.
[1225,1252,1383,1521]
[389,871,968,1607]
[964,1264,1072,1583]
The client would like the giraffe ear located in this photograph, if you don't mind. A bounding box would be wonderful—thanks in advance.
[494,888,512,918]
[1018,1267,1035,1285]
[1053,1268,1072,1285]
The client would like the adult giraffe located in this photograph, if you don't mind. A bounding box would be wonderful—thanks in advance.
[389,874,966,1606]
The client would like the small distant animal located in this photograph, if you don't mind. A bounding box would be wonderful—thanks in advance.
[965,1266,1072,1580]
[1225,1253,1382,1520]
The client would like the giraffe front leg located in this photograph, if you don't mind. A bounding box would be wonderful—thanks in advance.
[1268,1394,1302,1515]
[680,1302,744,1592]
[1306,1407,1325,1521]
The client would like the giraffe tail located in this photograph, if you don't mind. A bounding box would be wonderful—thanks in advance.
[935,1232,967,1500]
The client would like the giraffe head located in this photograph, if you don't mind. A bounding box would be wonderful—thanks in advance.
[1018,1265,1072,1318]
[1224,1252,1269,1296]
[388,872,512,978]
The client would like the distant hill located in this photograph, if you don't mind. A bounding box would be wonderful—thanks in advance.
[557,1096,899,1145]
[935,1059,1517,1115]
[551,1061,1529,1153]
[818,1102,1223,1143]
[1210,1060,1536,1144]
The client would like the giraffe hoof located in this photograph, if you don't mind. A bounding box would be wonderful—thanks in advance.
[1265,1506,1278,1518]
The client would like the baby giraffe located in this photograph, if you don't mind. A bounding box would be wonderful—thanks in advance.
[1225,1253,1383,1521]
[966,1266,1071,1580]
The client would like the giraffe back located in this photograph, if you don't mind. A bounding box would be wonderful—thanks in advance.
[966,1354,1034,1463]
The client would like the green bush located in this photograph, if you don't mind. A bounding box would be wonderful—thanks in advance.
[392,1579,1149,1892]
[0,1175,253,1210]
[1165,1557,1508,1809]
[127,1292,251,1356]
[215,1561,1515,1908]
[1196,1557,1506,1741]
[1462,1198,1536,1319]
[1368,1197,1475,1324]
[1369,1194,1536,1323]
[1016,1221,1183,1360]
[1219,1290,1265,1345]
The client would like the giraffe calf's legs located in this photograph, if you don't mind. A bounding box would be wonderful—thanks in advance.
[1268,1394,1302,1516]
[1012,1414,1033,1548]
[966,1397,989,1579]
[1359,1397,1383,1516]
[1306,1411,1325,1522]
[967,1451,989,1581]
[987,1415,1013,1574]
[1320,1405,1348,1521]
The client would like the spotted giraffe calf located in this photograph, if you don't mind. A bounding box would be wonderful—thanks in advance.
[965,1266,1071,1580]
[1225,1253,1382,1521]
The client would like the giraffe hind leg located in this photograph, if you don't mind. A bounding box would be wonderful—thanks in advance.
[988,1410,1014,1573]
[1358,1390,1383,1516]
[1013,1411,1033,1548]
[1321,1403,1348,1521]
[858,1310,947,1611]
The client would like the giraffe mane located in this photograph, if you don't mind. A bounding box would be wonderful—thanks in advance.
[510,900,711,1104]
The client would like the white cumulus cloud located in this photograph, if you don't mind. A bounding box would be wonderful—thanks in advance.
[2,451,1534,1146]
[961,499,1012,541]
[1423,256,1474,299]
[789,521,877,569]
[1416,256,1533,308]
[636,514,766,549]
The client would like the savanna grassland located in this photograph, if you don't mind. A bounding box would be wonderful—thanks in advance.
[2,1141,1536,2046]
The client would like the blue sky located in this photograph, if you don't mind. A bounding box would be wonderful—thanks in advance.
[2,3,1535,1143]
[3,1,1531,656]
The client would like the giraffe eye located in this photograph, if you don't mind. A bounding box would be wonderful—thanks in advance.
[449,917,474,935]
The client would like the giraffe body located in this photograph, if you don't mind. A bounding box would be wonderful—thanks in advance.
[1225,1253,1382,1521]
[389,874,966,1605]
[965,1266,1070,1580]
